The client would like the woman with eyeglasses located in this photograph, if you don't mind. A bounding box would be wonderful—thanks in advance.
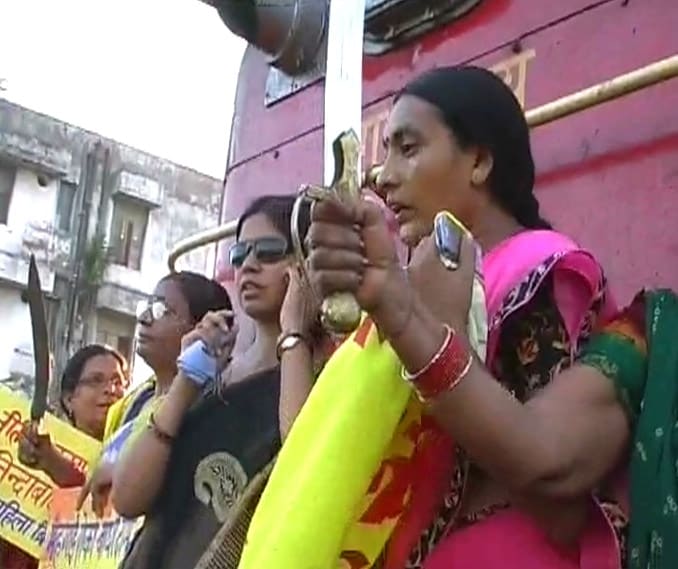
[9,345,127,569]
[17,344,128,486]
[112,194,323,569]
[77,271,232,516]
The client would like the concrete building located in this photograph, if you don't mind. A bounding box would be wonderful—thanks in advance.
[0,99,223,397]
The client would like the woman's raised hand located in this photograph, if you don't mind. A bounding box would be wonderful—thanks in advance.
[407,231,477,330]
[280,265,319,336]
[181,310,238,371]
[306,196,410,332]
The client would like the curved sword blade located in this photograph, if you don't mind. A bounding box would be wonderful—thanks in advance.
[27,254,50,422]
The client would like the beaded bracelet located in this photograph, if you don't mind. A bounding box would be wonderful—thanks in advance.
[401,324,473,402]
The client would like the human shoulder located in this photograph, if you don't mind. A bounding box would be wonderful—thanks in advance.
[104,377,156,441]
[594,291,647,353]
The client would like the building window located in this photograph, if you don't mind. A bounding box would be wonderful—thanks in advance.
[56,180,77,232]
[96,310,135,365]
[0,162,16,225]
[110,196,149,271]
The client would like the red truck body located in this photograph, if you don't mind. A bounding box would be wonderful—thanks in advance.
[216,0,678,307]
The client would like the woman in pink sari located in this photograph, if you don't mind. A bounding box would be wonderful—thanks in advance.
[306,66,627,568]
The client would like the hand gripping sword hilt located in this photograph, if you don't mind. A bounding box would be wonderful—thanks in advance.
[290,130,364,334]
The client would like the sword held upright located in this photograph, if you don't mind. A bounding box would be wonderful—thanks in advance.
[26,254,50,425]
[293,0,367,334]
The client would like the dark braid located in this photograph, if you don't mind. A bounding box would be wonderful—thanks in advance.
[512,192,551,230]
[400,66,551,230]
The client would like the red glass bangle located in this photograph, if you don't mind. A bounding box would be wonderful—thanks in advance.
[402,325,473,402]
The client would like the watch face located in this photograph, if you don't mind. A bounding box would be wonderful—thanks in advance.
[282,335,301,350]
[277,334,303,360]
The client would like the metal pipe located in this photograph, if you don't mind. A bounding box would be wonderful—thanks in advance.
[168,220,238,271]
[168,54,678,271]
[526,54,678,127]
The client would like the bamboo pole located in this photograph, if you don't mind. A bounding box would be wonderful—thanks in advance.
[168,54,678,271]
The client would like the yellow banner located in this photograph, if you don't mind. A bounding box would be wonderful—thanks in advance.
[0,387,101,558]
[38,487,142,569]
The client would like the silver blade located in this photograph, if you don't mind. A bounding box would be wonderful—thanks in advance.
[323,0,366,185]
[27,254,50,422]
[319,0,367,333]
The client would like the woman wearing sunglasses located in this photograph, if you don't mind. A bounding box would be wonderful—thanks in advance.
[113,194,321,569]
[77,271,232,516]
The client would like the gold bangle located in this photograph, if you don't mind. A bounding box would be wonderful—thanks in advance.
[148,413,175,445]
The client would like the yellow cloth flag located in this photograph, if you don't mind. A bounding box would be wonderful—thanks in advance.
[239,318,409,569]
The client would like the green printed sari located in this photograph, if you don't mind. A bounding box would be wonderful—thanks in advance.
[579,289,678,569]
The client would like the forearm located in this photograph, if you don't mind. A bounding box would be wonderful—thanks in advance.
[374,296,545,491]
[430,357,627,498]
[112,374,197,517]
[375,295,627,499]
[279,344,315,439]
[427,358,564,494]
[43,451,86,488]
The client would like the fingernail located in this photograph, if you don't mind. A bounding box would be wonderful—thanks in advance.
[362,258,369,267]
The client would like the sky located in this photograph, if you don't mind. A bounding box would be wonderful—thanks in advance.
[0,0,245,178]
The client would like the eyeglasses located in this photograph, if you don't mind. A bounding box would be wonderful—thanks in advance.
[229,237,289,268]
[136,299,175,322]
[79,374,126,394]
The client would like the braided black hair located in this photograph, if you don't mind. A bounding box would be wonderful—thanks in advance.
[400,66,551,230]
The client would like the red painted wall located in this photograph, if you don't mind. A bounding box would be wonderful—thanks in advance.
[218,0,678,307]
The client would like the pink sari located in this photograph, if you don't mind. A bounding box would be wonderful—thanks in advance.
[385,230,621,569]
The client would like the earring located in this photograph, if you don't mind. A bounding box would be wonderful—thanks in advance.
[471,170,483,187]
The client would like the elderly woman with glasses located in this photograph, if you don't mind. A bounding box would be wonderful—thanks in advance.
[76,271,232,516]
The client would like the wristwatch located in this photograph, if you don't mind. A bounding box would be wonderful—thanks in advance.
[276,332,307,360]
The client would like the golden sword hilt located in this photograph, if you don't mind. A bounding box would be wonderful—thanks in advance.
[291,130,367,334]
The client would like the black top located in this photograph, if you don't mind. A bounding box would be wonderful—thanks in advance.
[121,367,281,569]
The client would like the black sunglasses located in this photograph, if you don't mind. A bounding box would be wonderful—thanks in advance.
[229,237,289,268]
